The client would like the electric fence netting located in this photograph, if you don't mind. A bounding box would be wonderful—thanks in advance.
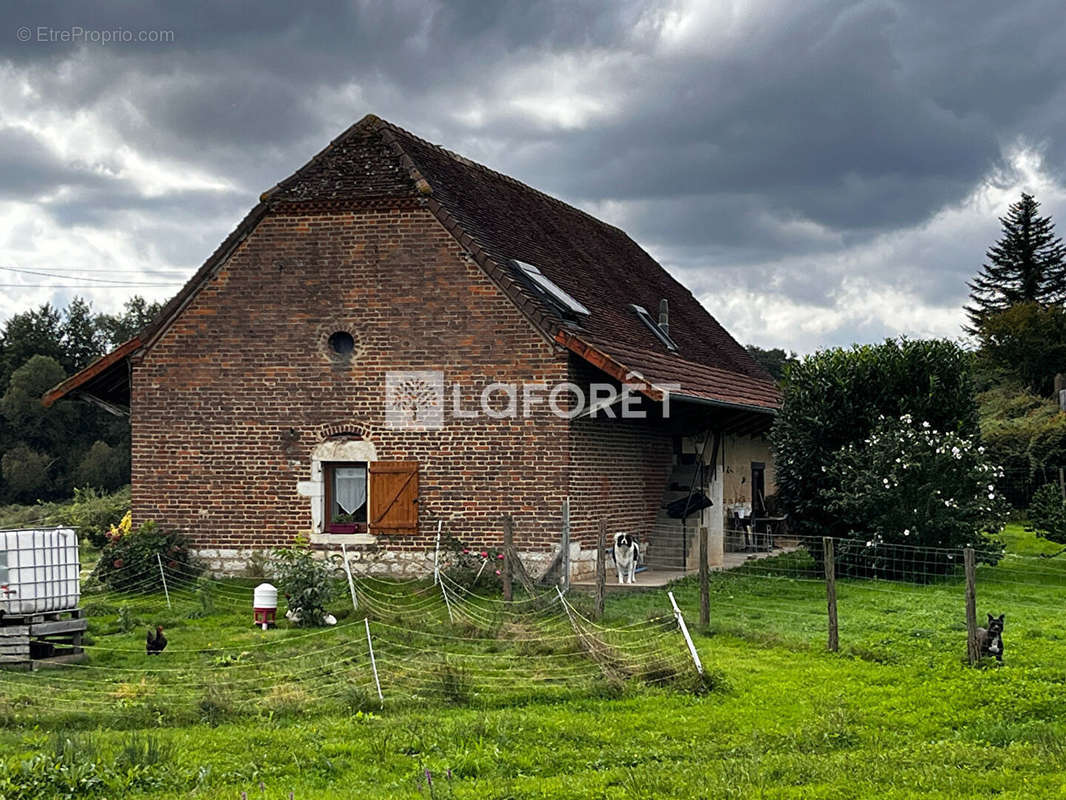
[0,548,699,726]
[3,524,1061,725]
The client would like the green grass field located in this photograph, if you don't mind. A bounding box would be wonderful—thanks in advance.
[2,525,1066,799]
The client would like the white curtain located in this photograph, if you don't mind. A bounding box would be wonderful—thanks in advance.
[335,466,367,515]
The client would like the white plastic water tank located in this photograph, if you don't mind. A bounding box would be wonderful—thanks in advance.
[0,528,80,616]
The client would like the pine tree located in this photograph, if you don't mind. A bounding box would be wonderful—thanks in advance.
[966,192,1066,331]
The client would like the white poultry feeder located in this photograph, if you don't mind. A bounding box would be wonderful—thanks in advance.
[0,528,80,617]
[253,582,277,630]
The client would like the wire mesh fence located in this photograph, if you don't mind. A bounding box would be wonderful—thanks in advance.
[642,529,1066,666]
[2,521,1064,727]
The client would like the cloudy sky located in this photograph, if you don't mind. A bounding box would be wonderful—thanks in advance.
[2,0,1066,353]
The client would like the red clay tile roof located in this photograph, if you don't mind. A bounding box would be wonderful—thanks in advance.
[370,119,779,412]
[265,116,779,412]
[558,332,782,411]
[46,114,780,414]
[268,123,419,203]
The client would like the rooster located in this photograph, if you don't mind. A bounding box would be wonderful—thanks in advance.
[146,625,167,655]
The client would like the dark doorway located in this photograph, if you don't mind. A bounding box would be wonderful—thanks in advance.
[751,462,766,517]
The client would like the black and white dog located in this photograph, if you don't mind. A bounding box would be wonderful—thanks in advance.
[977,613,1005,662]
[613,532,640,585]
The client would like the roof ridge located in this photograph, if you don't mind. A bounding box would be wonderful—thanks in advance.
[375,117,636,242]
[260,114,416,202]
[377,117,704,309]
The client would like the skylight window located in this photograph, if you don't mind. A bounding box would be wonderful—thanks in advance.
[513,260,590,317]
[630,304,678,351]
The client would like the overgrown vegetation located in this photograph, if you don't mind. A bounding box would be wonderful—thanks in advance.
[94,515,200,591]
[441,536,505,591]
[978,384,1066,507]
[967,193,1066,508]
[0,732,184,799]
[55,485,131,547]
[271,538,340,626]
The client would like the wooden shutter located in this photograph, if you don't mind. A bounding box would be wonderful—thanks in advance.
[369,461,419,534]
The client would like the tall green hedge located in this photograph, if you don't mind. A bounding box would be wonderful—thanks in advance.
[772,339,979,541]
[978,385,1066,507]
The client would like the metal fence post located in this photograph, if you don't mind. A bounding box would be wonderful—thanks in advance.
[364,617,383,707]
[156,553,172,609]
[668,590,704,676]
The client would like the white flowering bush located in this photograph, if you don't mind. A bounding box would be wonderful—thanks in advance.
[821,414,1007,578]
[772,339,979,541]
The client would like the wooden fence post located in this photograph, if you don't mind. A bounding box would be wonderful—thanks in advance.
[595,519,607,619]
[502,515,514,603]
[699,525,709,628]
[965,547,978,665]
[823,537,838,652]
[561,498,571,592]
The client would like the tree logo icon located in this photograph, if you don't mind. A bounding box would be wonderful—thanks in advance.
[385,371,445,429]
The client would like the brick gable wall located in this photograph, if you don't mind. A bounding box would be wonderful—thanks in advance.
[131,205,571,558]
[565,357,674,551]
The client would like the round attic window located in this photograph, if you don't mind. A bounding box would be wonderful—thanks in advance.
[328,331,355,356]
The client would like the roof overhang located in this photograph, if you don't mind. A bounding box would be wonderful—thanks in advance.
[555,329,780,427]
[41,337,140,413]
[555,330,668,402]
[669,394,776,436]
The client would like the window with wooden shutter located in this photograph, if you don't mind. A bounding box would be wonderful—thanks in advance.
[368,461,419,534]
[323,462,368,533]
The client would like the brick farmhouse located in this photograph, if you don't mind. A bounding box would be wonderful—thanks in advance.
[45,115,781,578]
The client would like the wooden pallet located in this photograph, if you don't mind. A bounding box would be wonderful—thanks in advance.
[0,610,82,631]
[0,608,87,670]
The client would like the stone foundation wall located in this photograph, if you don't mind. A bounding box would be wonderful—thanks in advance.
[193,546,560,582]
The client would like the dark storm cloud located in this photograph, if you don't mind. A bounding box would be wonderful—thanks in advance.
[2,0,1066,347]
[0,125,111,199]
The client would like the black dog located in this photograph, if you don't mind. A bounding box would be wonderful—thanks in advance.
[976,613,1005,662]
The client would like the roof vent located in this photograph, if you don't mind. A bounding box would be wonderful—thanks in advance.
[658,299,669,336]
[630,304,678,351]
[513,260,590,317]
